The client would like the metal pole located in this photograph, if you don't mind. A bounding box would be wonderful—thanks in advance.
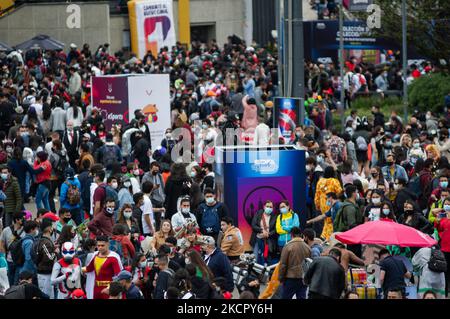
[276,0,283,97]
[339,0,345,132]
[291,0,305,125]
[402,0,408,123]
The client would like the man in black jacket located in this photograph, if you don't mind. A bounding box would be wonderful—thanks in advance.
[62,120,81,169]
[201,236,234,293]
[132,130,151,172]
[372,105,385,128]
[304,248,346,299]
[4,271,49,299]
[36,219,57,299]
[153,255,174,299]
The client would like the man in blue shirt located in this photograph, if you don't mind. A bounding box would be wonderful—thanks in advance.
[19,221,39,277]
[306,192,342,227]
[113,270,144,299]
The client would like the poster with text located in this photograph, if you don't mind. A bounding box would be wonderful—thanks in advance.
[128,74,171,148]
[275,97,300,144]
[91,76,129,130]
[128,0,176,59]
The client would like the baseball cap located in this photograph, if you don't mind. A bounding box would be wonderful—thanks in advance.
[113,270,132,281]
[42,212,59,221]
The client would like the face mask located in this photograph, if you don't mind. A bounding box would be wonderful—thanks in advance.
[317,156,324,164]
[151,171,158,176]
[387,161,394,166]
[394,184,400,191]
[385,141,392,148]
[68,127,73,132]
[166,133,172,139]
[206,197,215,204]
[63,217,71,223]
[382,209,390,216]
[404,209,413,214]
[111,182,118,189]
[182,207,190,214]
[33,230,39,237]
[426,114,431,120]
[106,207,114,215]
[296,132,302,138]
[306,165,312,172]
[413,143,420,149]
[190,171,196,178]
[280,207,288,214]
[139,261,147,268]
[124,181,131,188]
[326,200,331,207]
[441,181,448,188]
[372,198,381,205]
[134,170,140,176]
[185,258,191,265]
[6,147,12,153]
[0,173,8,180]
[202,124,208,129]
[124,212,132,219]
[264,207,273,215]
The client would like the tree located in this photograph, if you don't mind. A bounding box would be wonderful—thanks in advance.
[362,0,450,69]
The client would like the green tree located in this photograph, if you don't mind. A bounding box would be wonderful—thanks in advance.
[366,0,450,68]
[408,73,450,112]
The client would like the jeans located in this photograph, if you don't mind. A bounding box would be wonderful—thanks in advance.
[253,238,277,266]
[35,183,50,211]
[282,278,307,300]
[37,273,54,299]
[309,291,333,299]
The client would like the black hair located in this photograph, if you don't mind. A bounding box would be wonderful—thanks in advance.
[203,187,215,196]
[328,248,342,259]
[326,192,337,200]
[105,197,116,204]
[13,211,26,222]
[291,226,302,237]
[345,184,357,198]
[133,192,144,204]
[221,216,234,225]
[142,181,154,194]
[395,177,407,187]
[165,236,177,246]
[96,235,109,243]
[108,281,124,297]
[95,169,106,181]
[379,248,390,257]
[323,166,335,178]
[303,228,316,241]
[24,220,38,233]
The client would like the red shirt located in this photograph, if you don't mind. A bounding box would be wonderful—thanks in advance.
[93,184,106,215]
[436,218,450,252]
[33,160,52,184]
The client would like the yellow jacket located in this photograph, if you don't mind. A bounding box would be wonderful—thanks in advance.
[259,263,280,299]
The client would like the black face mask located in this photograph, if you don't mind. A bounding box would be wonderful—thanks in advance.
[63,217,71,223]
[387,161,394,166]
[152,171,158,176]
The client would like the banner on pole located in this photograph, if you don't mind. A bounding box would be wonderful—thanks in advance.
[128,0,177,59]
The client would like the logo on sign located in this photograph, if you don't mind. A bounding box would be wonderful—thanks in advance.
[107,83,113,93]
[251,159,278,174]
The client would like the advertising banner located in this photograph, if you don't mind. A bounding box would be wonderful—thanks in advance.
[348,0,373,12]
[128,74,171,149]
[215,146,306,251]
[275,97,300,144]
[128,0,177,59]
[91,76,129,130]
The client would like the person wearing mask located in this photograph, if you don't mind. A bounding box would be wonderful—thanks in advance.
[364,189,385,222]
[379,248,412,298]
[0,165,22,227]
[55,208,76,236]
[201,236,234,293]
[117,204,139,236]
[382,153,409,184]
[250,200,278,265]
[333,185,363,233]
[36,219,57,299]
[18,221,39,277]
[49,98,67,138]
[393,178,418,219]
[83,236,123,299]
[380,202,397,221]
[197,188,229,242]
[113,269,144,299]
[111,223,136,266]
[118,175,134,212]
[276,200,300,249]
[132,130,151,173]
[304,248,346,299]
[429,188,450,223]
[141,162,166,229]
[62,120,81,169]
[141,181,157,237]
[51,242,82,299]
[133,112,152,150]
[429,175,449,208]
[171,197,198,238]
[59,167,82,225]
[307,192,342,227]
[164,163,191,220]
[0,211,26,286]
[96,133,122,174]
[218,216,244,262]
[314,166,342,240]
[278,227,311,299]
[411,246,446,299]
[368,166,389,191]
[88,198,116,238]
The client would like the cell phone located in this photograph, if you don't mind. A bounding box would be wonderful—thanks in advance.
[439,212,447,218]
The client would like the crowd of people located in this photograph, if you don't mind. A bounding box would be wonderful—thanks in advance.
[0,32,448,300]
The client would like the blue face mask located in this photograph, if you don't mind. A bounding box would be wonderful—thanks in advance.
[382,209,390,216]
[280,207,288,214]
[326,200,331,207]
[206,197,215,205]
[444,205,450,212]
[264,207,273,215]
[441,181,448,188]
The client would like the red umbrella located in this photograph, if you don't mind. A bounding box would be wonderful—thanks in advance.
[335,219,437,247]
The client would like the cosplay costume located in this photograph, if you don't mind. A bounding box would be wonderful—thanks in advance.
[85,250,123,299]
[51,242,82,299]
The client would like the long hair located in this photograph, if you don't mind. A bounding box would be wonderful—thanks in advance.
[169,162,189,181]
[188,250,214,281]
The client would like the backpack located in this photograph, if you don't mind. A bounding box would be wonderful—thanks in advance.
[102,145,118,169]
[407,175,422,198]
[355,136,368,151]
[31,236,47,265]
[4,284,26,299]
[200,203,221,234]
[200,100,212,120]
[9,232,26,266]
[65,181,81,205]
[162,268,175,288]
[428,247,447,273]
[333,202,363,232]
[50,151,68,176]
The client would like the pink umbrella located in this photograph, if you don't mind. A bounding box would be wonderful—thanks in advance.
[335,219,437,247]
